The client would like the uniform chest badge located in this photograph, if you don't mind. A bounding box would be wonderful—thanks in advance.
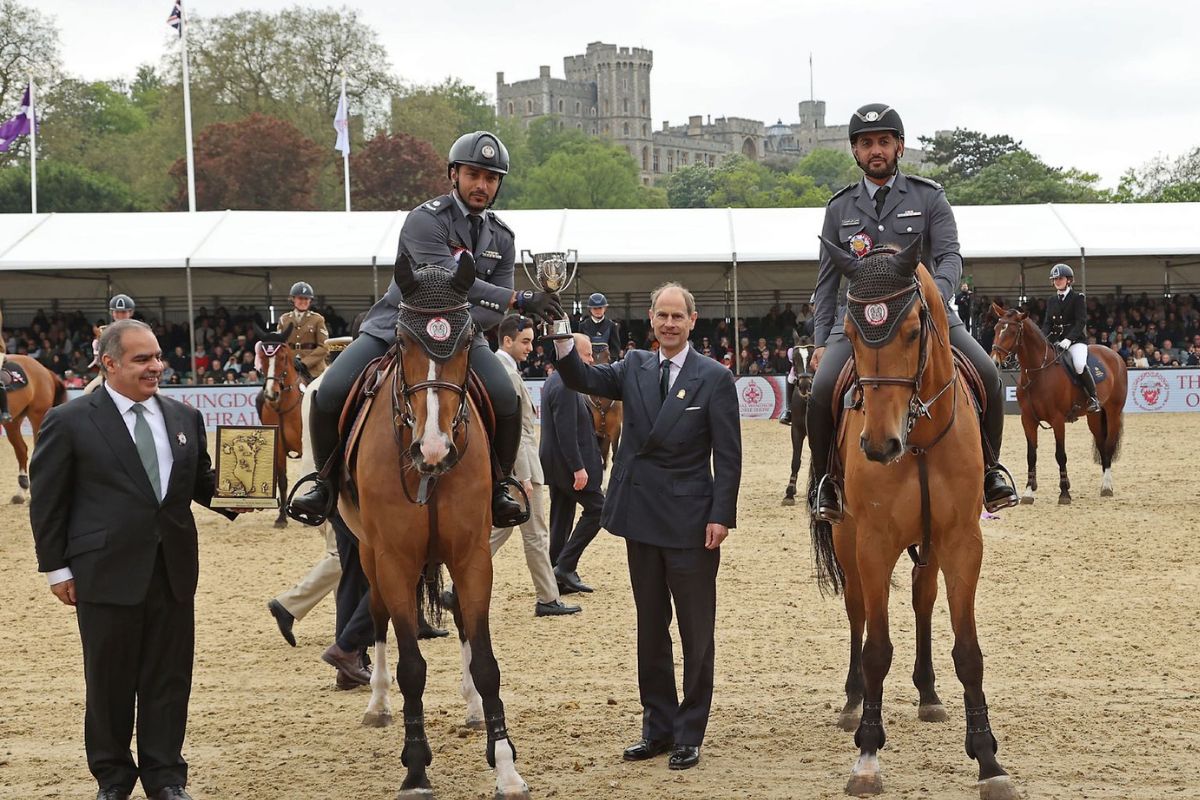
[676,388,686,399]
[896,210,922,218]
[840,218,861,227]
[481,250,502,260]
[849,232,874,257]
[177,432,187,446]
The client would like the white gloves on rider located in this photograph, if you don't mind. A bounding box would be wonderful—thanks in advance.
[1058,339,1071,350]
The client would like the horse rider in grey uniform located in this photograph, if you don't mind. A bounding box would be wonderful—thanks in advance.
[82,294,137,396]
[288,131,564,526]
[806,103,1019,524]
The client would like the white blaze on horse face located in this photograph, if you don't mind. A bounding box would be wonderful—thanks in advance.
[797,346,809,374]
[264,350,278,401]
[460,640,485,726]
[419,361,449,465]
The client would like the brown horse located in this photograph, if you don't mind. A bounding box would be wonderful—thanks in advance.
[781,344,813,506]
[334,254,529,799]
[255,325,302,528]
[989,303,1127,504]
[2,355,68,504]
[587,343,622,467]
[811,239,1018,799]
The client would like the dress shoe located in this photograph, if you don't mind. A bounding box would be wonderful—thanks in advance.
[622,737,674,761]
[146,786,193,800]
[335,668,370,690]
[554,568,593,594]
[668,745,701,770]
[778,409,792,425]
[96,788,130,800]
[535,599,581,617]
[267,599,296,647]
[322,643,370,685]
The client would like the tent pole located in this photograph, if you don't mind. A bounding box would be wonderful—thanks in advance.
[372,257,379,302]
[186,259,197,382]
[732,254,740,375]
[266,269,275,326]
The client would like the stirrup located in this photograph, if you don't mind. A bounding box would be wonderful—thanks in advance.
[285,472,336,526]
[494,476,531,527]
[812,473,845,523]
[983,463,1019,513]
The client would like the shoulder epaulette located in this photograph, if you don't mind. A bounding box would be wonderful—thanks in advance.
[827,184,854,205]
[487,211,514,237]
[906,174,944,191]
[419,194,454,214]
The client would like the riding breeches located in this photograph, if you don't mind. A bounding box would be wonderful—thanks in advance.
[1066,342,1088,373]
[309,332,520,477]
[805,321,1005,480]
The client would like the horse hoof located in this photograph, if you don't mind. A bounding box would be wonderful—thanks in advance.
[11,494,25,505]
[465,718,486,731]
[397,789,434,799]
[917,703,949,722]
[362,711,393,728]
[781,497,795,506]
[1018,496,1034,505]
[1058,495,1071,505]
[274,518,288,529]
[978,775,1020,800]
[845,773,883,796]
[494,786,530,800]
[1100,488,1114,497]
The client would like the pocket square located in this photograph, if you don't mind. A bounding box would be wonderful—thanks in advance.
[684,406,702,411]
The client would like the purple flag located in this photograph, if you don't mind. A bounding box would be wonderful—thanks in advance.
[0,85,32,152]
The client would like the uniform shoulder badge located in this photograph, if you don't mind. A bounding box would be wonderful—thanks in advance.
[906,174,943,191]
[827,183,854,205]
[421,194,453,214]
[487,211,514,237]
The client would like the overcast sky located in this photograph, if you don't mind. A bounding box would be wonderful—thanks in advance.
[42,0,1200,187]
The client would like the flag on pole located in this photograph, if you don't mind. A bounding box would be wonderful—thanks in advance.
[0,85,32,152]
[167,0,183,36]
[333,83,350,156]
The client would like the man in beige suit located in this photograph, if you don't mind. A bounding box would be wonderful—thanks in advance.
[493,315,580,617]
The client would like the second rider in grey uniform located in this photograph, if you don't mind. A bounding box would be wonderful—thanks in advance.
[806,103,1019,522]
[289,131,564,525]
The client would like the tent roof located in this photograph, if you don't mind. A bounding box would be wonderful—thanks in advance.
[0,202,1196,272]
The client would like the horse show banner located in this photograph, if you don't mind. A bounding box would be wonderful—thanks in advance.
[5,367,1195,439]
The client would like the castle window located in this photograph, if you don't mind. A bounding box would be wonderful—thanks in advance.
[667,151,674,172]
[577,123,583,129]
[623,98,629,113]
[590,106,597,117]
[575,101,581,114]
[526,99,532,114]
[642,123,648,137]
[640,99,646,114]
[622,78,628,90]
[592,125,597,135]
[623,122,630,137]
[682,152,689,165]
[653,149,660,172]
[507,101,513,116]
[642,145,650,172]
[558,99,564,113]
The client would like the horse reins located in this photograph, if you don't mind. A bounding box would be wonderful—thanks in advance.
[992,317,1056,393]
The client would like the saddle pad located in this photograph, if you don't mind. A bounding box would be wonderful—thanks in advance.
[1060,351,1109,384]
[0,362,29,390]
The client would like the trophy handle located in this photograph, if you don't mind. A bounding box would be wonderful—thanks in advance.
[519,249,538,288]
[564,249,580,294]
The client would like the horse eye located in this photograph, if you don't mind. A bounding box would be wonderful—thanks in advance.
[909,328,920,342]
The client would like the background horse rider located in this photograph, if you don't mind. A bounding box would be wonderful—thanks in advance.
[278,281,329,381]
[578,292,623,359]
[288,130,563,526]
[82,294,136,395]
[806,102,1019,523]
[1042,263,1101,413]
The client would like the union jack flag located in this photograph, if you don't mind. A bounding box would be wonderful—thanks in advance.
[167,0,182,36]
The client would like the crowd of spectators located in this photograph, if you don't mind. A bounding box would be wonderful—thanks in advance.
[5,293,1197,386]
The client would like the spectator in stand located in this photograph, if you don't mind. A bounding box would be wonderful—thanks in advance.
[956,282,974,333]
[1133,348,1149,368]
[193,347,211,375]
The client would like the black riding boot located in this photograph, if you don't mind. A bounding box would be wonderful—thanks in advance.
[805,406,842,522]
[491,410,528,528]
[779,380,796,425]
[1079,366,1101,413]
[287,401,341,523]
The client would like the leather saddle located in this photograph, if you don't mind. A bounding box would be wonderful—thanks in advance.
[0,362,29,391]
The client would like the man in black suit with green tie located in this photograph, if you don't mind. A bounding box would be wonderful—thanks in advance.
[553,282,742,770]
[31,319,242,800]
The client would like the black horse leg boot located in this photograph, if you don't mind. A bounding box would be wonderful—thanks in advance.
[490,411,527,528]
[288,403,341,522]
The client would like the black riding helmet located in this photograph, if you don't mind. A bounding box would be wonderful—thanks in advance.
[1049,263,1075,282]
[289,281,315,298]
[109,293,135,312]
[848,103,904,143]
[448,131,510,205]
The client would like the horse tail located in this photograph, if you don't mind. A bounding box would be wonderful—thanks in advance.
[52,374,68,407]
[1092,406,1124,465]
[419,559,445,629]
[808,460,845,596]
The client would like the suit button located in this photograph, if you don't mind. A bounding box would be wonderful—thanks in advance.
[906,226,913,232]
[878,224,885,231]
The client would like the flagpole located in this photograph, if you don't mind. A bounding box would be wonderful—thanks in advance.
[341,73,351,213]
[180,4,197,212]
[28,75,37,214]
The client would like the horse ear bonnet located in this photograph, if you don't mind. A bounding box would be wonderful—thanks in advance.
[846,248,921,347]
[396,265,475,363]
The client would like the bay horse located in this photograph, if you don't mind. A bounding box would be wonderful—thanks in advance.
[810,239,1018,800]
[781,344,813,506]
[255,324,302,528]
[989,303,1127,504]
[1,354,68,504]
[587,342,622,468]
[334,253,529,799]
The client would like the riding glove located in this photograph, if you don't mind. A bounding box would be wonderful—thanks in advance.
[517,291,566,325]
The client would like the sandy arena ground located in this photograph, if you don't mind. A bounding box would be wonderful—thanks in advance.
[1,414,1197,800]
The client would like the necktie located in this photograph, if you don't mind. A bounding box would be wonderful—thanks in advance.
[131,403,162,501]
[469,215,482,253]
[659,358,672,401]
[874,185,891,217]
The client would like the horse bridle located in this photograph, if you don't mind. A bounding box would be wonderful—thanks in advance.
[991,316,1055,391]
[846,280,958,444]
[260,342,302,415]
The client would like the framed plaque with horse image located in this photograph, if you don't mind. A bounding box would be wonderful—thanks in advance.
[212,424,281,509]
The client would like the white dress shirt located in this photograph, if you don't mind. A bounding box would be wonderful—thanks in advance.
[45,385,175,586]
[658,343,691,392]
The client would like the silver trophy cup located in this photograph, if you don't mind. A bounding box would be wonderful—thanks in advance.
[520,249,578,339]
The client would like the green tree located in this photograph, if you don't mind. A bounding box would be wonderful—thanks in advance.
[0,161,143,212]
[37,79,150,163]
[1115,147,1200,202]
[391,78,497,158]
[918,128,1024,188]
[793,148,859,193]
[0,0,63,163]
[664,164,716,208]
[706,156,831,208]
[948,150,1107,205]
[169,113,325,210]
[350,132,444,211]
[512,138,660,209]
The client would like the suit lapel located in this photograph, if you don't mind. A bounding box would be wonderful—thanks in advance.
[450,204,473,252]
[639,351,701,455]
[637,355,661,423]
[880,173,906,221]
[853,183,876,227]
[476,215,494,257]
[89,390,159,505]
